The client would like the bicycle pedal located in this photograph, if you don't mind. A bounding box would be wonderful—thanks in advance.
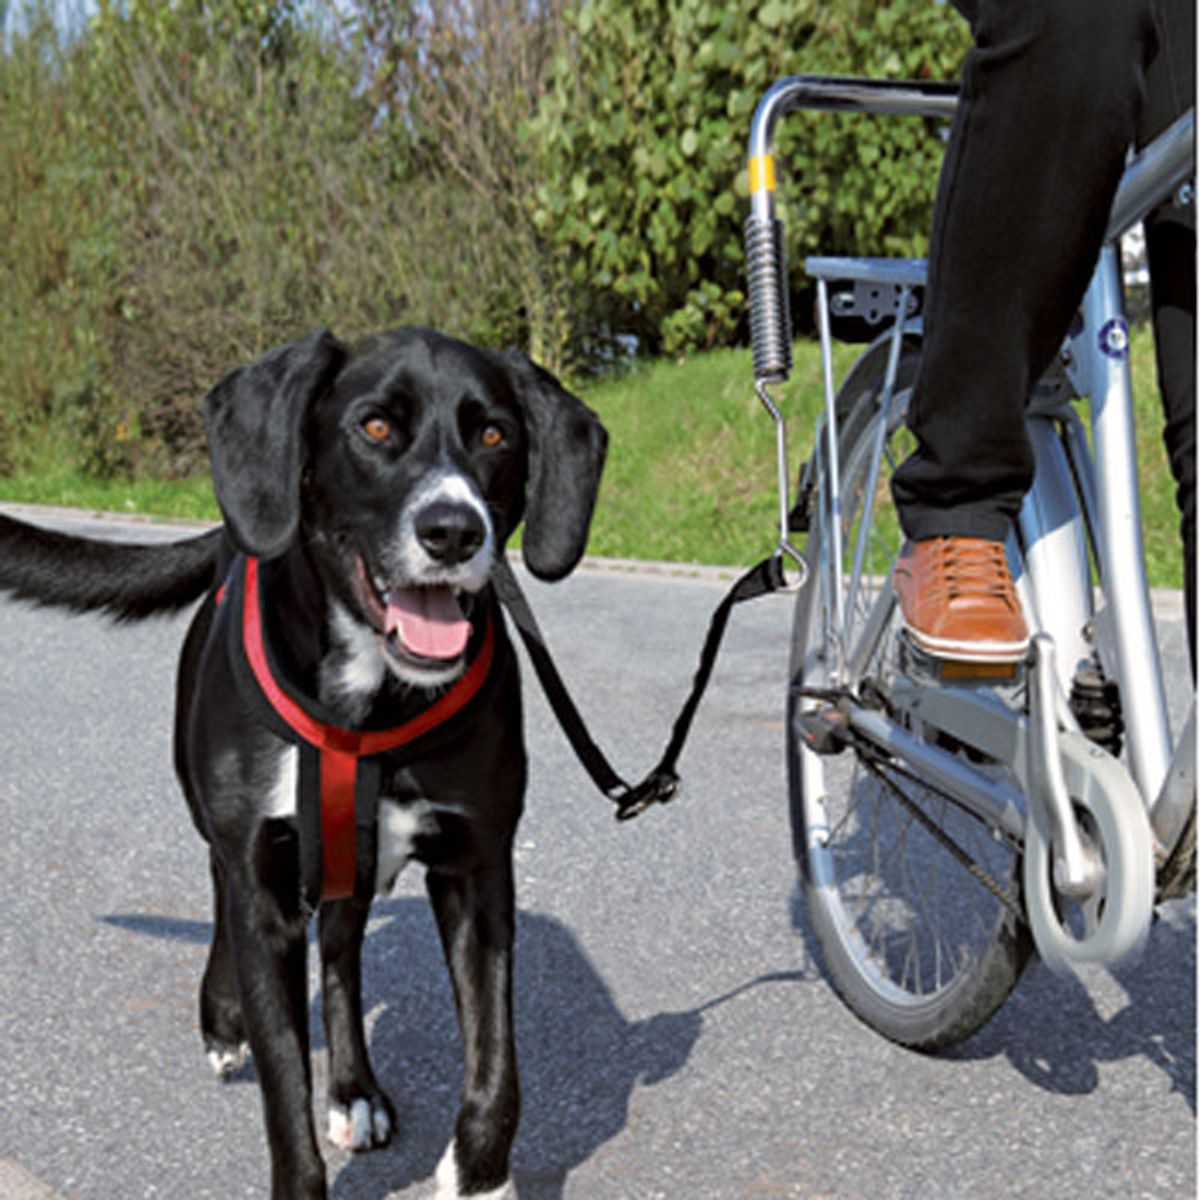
[796,706,851,755]
[898,631,1024,685]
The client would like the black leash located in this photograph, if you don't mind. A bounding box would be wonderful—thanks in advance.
[492,553,789,821]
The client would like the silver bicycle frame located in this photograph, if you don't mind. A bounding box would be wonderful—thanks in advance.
[1019,111,1194,809]
[1022,248,1172,803]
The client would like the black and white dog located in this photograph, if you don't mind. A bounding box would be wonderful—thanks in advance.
[0,327,608,1199]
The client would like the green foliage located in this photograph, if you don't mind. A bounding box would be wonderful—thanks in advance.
[81,0,377,475]
[0,0,358,477]
[336,0,573,367]
[0,3,120,474]
[0,0,972,478]
[1,0,575,476]
[529,0,969,358]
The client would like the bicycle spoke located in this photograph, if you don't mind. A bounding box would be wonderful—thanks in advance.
[865,754,1024,918]
[829,752,1013,993]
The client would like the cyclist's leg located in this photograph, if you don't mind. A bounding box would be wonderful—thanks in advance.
[888,0,1157,660]
[893,0,1155,541]
[1141,0,1196,672]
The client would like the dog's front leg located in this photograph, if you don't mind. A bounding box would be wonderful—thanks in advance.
[427,864,519,1200]
[225,870,327,1200]
[318,898,396,1151]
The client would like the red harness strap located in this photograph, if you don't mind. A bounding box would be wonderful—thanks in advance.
[237,556,496,900]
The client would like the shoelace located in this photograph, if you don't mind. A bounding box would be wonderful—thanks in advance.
[934,538,1018,608]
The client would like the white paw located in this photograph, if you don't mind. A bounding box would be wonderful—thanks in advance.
[206,1041,249,1079]
[327,1096,392,1151]
[434,1140,513,1199]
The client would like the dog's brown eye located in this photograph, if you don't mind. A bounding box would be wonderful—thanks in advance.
[362,416,391,443]
[480,425,504,449]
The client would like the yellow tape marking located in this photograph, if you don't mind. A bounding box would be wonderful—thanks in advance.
[748,154,776,194]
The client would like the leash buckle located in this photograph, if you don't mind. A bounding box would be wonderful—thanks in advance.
[614,770,679,821]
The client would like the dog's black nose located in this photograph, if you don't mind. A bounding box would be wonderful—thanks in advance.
[416,502,487,565]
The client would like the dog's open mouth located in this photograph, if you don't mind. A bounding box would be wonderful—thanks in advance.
[354,557,471,669]
[384,585,470,661]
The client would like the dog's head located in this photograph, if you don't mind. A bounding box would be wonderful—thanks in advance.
[203,327,607,688]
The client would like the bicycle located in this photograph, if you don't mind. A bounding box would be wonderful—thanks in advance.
[742,76,1196,1049]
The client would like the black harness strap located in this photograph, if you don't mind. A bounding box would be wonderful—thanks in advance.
[493,554,787,820]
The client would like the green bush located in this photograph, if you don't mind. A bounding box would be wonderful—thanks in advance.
[529,0,968,359]
[1,0,971,479]
[0,4,120,474]
[1,1,575,476]
[83,1,373,474]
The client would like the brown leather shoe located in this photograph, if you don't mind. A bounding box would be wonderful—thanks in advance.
[892,536,1029,663]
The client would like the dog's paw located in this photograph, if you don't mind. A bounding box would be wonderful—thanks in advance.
[434,1141,513,1199]
[327,1096,393,1151]
[205,1039,249,1080]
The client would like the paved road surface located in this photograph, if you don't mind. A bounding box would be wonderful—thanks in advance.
[0,510,1194,1199]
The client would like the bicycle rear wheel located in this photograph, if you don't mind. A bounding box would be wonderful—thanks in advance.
[788,339,1033,1050]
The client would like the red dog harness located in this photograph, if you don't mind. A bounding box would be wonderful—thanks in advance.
[219,555,496,908]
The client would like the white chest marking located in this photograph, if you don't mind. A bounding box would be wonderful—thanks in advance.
[320,602,386,722]
[263,749,432,894]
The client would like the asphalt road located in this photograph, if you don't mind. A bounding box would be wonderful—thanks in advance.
[0,510,1194,1200]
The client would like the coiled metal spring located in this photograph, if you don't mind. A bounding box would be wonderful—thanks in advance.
[744,214,793,384]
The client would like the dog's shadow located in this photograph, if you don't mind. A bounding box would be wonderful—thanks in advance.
[320,896,701,1200]
[103,898,704,1197]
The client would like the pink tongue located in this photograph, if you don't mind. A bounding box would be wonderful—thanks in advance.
[385,587,470,660]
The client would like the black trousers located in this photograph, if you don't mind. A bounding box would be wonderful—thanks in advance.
[891,0,1195,651]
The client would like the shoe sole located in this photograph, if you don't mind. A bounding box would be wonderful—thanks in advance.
[901,621,1030,664]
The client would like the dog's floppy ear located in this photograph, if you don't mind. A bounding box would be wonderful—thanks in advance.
[494,351,608,582]
[203,329,345,560]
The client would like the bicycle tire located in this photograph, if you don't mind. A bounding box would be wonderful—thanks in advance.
[787,337,1033,1050]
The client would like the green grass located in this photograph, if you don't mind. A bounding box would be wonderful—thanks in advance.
[0,327,1183,588]
[0,465,220,523]
[581,326,1182,589]
[1126,325,1185,590]
[581,339,858,566]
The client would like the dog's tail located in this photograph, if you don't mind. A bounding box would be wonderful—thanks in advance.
[0,512,224,622]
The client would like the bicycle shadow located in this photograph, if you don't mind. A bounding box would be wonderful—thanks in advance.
[786,883,1195,1112]
[945,902,1196,1112]
[784,754,1197,1116]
